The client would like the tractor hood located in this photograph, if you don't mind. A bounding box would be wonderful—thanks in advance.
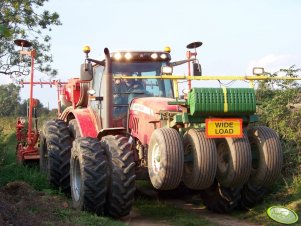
[129,97,179,116]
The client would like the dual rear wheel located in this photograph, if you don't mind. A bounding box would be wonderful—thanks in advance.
[70,135,135,218]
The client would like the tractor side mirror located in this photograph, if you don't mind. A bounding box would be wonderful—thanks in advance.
[80,62,93,81]
[193,62,202,76]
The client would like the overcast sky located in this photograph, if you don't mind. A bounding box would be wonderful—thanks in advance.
[7,0,301,108]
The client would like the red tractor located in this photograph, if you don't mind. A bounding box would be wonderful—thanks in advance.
[40,43,283,217]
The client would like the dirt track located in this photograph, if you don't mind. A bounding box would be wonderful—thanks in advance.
[0,181,261,226]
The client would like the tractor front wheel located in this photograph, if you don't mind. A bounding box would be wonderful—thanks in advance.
[101,135,136,218]
[70,137,108,215]
[148,128,184,190]
[182,129,217,190]
[200,180,241,213]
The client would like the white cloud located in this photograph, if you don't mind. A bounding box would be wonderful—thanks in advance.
[247,54,301,74]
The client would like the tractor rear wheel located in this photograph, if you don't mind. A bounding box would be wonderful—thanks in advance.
[216,132,252,187]
[148,128,184,190]
[200,180,241,213]
[240,126,282,209]
[70,137,108,215]
[101,135,136,218]
[69,119,81,139]
[182,129,217,189]
[39,131,48,173]
[41,119,72,193]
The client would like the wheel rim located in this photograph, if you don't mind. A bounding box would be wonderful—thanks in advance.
[152,143,161,174]
[72,157,81,202]
[217,141,230,174]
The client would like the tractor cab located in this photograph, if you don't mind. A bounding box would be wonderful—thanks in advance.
[89,50,175,127]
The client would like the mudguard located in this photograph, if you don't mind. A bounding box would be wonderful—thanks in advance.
[60,106,99,138]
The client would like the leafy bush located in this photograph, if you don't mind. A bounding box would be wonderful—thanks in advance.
[256,66,301,179]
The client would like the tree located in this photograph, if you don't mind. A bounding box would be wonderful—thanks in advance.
[0,0,61,79]
[18,98,50,117]
[0,83,21,116]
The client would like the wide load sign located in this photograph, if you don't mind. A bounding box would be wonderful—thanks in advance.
[205,118,243,138]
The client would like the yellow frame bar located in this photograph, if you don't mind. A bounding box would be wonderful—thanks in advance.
[113,75,301,81]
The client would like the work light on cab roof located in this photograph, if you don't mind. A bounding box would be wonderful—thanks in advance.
[111,51,171,62]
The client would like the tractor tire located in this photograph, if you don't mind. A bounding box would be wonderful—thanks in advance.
[200,180,241,213]
[70,137,108,215]
[182,129,217,190]
[216,132,252,187]
[247,126,282,187]
[39,131,47,173]
[148,128,184,190]
[42,119,72,193]
[240,126,282,209]
[239,183,267,209]
[69,119,81,139]
[101,135,136,218]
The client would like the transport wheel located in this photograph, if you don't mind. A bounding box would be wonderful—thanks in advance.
[240,126,282,209]
[101,135,136,218]
[148,128,184,190]
[39,131,47,173]
[216,132,252,187]
[42,119,72,193]
[182,129,217,189]
[200,180,241,213]
[70,137,108,215]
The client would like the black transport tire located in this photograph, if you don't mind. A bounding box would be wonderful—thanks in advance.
[39,131,47,173]
[240,126,282,209]
[101,135,136,218]
[247,126,282,186]
[200,180,241,213]
[182,129,217,190]
[216,132,252,187]
[42,119,72,193]
[69,119,81,139]
[148,128,184,190]
[70,137,108,215]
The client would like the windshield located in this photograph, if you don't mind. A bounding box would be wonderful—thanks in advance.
[112,62,174,98]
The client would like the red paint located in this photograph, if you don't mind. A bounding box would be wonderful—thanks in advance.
[129,97,179,144]
[60,107,98,138]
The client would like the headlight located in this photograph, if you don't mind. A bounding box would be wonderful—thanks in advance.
[124,52,132,60]
[160,53,167,59]
[114,53,122,60]
[161,66,173,74]
[151,53,158,59]
[253,67,265,75]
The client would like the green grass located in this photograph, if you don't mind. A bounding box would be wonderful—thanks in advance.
[0,132,128,226]
[135,197,216,226]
